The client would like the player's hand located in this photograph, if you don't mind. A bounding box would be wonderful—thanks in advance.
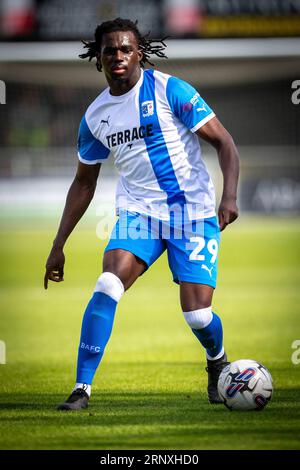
[44,247,65,289]
[218,197,239,231]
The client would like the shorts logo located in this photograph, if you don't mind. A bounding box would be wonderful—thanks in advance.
[141,100,154,117]
[201,264,213,277]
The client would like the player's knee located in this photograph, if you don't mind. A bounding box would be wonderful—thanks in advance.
[183,306,213,330]
[94,272,124,302]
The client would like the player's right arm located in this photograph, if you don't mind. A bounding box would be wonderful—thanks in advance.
[44,111,110,289]
[44,161,101,289]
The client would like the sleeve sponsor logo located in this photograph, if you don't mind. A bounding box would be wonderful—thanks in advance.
[190,92,201,106]
[182,92,202,112]
[196,104,206,112]
[182,102,193,112]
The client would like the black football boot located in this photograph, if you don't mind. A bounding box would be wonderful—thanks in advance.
[57,388,89,411]
[205,352,230,404]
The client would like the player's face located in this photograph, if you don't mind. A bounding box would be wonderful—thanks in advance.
[99,31,143,82]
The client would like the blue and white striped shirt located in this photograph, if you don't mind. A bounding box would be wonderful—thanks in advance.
[78,69,216,220]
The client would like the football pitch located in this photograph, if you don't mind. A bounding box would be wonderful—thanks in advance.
[0,215,300,450]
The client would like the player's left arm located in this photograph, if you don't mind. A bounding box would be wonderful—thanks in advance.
[196,116,239,231]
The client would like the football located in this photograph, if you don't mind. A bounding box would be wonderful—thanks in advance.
[218,359,273,411]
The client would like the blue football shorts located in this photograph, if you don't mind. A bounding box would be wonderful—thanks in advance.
[104,211,220,288]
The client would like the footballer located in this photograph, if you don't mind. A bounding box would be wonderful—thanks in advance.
[44,18,239,411]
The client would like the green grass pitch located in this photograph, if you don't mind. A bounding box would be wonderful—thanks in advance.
[0,215,300,450]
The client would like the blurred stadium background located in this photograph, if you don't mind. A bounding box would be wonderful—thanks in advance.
[0,0,300,450]
[0,0,300,221]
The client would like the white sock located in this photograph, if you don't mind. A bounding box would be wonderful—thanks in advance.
[183,306,213,329]
[73,382,91,397]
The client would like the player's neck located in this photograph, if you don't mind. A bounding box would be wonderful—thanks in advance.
[107,68,142,96]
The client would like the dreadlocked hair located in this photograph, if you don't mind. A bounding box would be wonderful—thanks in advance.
[79,17,168,72]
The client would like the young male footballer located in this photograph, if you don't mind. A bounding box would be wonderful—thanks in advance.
[44,18,239,411]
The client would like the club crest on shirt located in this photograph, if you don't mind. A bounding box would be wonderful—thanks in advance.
[141,100,154,117]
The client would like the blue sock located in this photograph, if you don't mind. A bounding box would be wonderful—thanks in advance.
[192,312,223,359]
[76,292,117,384]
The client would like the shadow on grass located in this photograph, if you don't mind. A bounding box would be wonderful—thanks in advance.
[0,388,300,426]
[0,390,300,450]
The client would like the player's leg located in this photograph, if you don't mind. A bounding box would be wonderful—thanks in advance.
[166,216,229,403]
[57,249,146,411]
[180,282,224,361]
[58,212,165,411]
[102,248,147,290]
[180,283,226,364]
[180,281,229,403]
[75,249,146,385]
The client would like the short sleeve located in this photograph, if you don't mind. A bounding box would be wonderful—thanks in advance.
[166,77,215,133]
[77,116,110,164]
